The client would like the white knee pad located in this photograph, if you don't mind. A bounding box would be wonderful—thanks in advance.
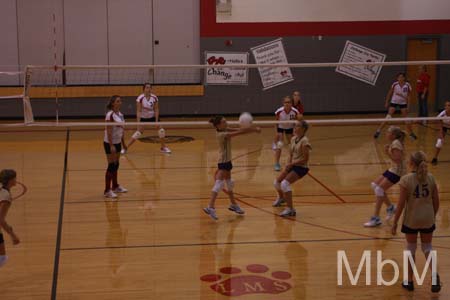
[276,141,284,149]
[280,180,291,193]
[132,130,142,139]
[436,138,443,149]
[0,255,8,268]
[421,243,432,254]
[374,186,385,197]
[371,182,378,191]
[212,180,225,193]
[226,179,234,191]
[406,243,417,255]
[158,128,166,138]
[385,114,392,119]
[274,179,281,190]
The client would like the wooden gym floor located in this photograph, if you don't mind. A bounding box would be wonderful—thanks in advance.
[0,117,449,299]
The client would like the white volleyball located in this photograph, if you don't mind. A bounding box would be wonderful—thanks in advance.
[239,112,253,128]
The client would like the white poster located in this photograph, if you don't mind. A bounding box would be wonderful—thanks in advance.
[205,52,249,85]
[250,38,294,90]
[336,41,386,86]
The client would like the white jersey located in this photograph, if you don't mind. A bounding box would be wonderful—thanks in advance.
[275,107,299,129]
[390,81,411,105]
[0,188,11,204]
[136,93,158,119]
[103,110,125,144]
[437,110,450,128]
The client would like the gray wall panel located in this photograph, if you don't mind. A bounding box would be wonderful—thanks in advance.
[0,0,19,85]
[438,36,450,110]
[64,0,108,84]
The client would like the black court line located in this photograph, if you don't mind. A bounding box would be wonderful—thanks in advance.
[60,235,450,252]
[50,129,70,300]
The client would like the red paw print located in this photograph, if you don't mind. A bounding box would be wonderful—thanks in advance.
[200,264,292,296]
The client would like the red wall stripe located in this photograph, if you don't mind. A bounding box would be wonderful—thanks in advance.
[201,0,450,37]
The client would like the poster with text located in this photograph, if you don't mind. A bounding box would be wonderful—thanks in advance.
[251,38,294,90]
[205,52,249,85]
[336,41,386,85]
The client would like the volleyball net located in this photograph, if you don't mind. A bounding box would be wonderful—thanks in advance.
[0,60,449,128]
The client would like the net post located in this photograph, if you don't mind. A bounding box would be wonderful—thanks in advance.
[22,66,34,124]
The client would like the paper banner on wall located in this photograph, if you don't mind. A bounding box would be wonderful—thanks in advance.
[336,41,386,86]
[250,38,294,90]
[205,52,249,85]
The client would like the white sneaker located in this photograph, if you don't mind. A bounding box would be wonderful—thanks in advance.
[363,216,382,227]
[280,208,296,217]
[0,255,8,268]
[272,198,286,207]
[120,148,127,154]
[203,207,218,220]
[160,146,172,154]
[104,190,118,199]
[228,204,244,215]
[114,186,128,193]
[385,204,396,221]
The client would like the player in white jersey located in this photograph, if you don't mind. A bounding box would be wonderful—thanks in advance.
[273,96,301,171]
[122,83,171,154]
[103,95,128,198]
[374,73,417,140]
[431,100,450,165]
[0,169,20,268]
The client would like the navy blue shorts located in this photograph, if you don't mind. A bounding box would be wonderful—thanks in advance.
[291,166,309,178]
[0,233,4,244]
[444,127,448,134]
[277,127,293,134]
[383,170,400,184]
[140,117,156,122]
[103,142,122,154]
[218,161,233,171]
[389,103,407,110]
[401,224,435,234]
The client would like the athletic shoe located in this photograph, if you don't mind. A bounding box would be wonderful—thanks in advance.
[228,204,245,215]
[0,255,8,268]
[431,273,441,293]
[203,207,218,220]
[274,163,281,171]
[402,281,414,291]
[114,186,128,193]
[385,204,396,221]
[161,146,172,154]
[431,158,438,166]
[409,133,418,140]
[280,208,296,217]
[104,190,118,199]
[272,198,286,207]
[373,130,381,139]
[363,216,382,227]
[120,148,127,154]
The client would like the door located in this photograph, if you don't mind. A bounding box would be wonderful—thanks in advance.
[406,39,438,113]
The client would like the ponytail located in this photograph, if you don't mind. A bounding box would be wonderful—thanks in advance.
[209,115,224,129]
[410,151,428,183]
[388,126,406,144]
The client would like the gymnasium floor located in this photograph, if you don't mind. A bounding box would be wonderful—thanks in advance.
[0,117,449,299]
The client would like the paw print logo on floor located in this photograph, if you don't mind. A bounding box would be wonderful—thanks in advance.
[200,264,292,296]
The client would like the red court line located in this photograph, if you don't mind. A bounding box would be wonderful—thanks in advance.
[307,172,347,203]
[12,181,27,200]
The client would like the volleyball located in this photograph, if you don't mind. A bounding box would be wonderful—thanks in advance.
[239,112,253,128]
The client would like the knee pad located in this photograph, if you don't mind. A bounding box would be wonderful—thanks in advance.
[107,162,115,172]
[371,182,378,191]
[276,141,284,149]
[421,243,432,255]
[212,180,225,193]
[132,130,142,139]
[406,243,417,256]
[225,179,234,191]
[436,138,443,149]
[158,128,166,138]
[281,180,291,193]
[0,255,8,268]
[374,186,385,197]
[274,179,281,190]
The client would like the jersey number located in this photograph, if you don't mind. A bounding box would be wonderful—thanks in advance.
[414,184,429,198]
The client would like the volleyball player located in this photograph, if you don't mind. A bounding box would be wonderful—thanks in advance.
[273,121,311,217]
[292,90,304,119]
[122,83,171,154]
[364,126,406,227]
[104,95,128,198]
[391,151,441,293]
[431,100,450,165]
[203,116,261,220]
[374,73,417,140]
[273,96,301,171]
[0,169,20,268]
